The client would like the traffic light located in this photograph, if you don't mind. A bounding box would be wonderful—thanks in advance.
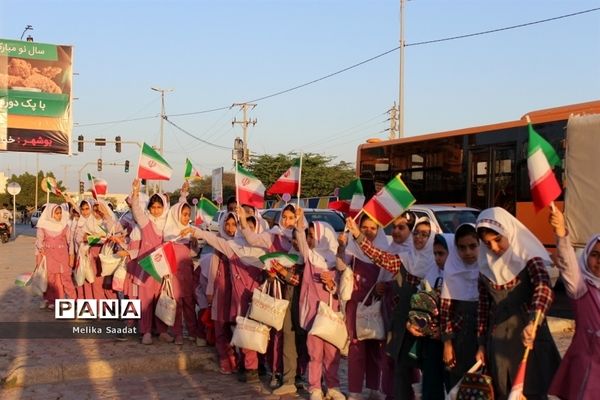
[77,135,84,152]
[97,158,102,172]
[79,181,84,194]
[124,160,130,173]
[115,136,122,153]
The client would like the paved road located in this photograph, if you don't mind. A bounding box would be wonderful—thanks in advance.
[0,225,575,400]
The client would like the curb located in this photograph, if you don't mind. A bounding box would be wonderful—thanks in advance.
[2,347,218,388]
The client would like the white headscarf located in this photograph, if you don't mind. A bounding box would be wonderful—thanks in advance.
[163,202,191,243]
[423,233,451,289]
[403,217,439,279]
[146,193,169,231]
[346,215,390,264]
[268,204,306,241]
[307,221,338,270]
[441,225,479,301]
[84,199,117,236]
[581,234,600,289]
[229,212,266,268]
[218,211,237,239]
[37,203,69,234]
[476,207,551,285]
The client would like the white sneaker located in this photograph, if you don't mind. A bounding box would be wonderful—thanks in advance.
[39,300,48,309]
[347,393,363,400]
[310,389,324,400]
[328,388,346,400]
[272,383,297,396]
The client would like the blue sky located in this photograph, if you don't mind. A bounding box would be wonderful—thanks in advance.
[1,0,599,194]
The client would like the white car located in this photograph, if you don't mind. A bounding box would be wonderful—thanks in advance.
[30,208,44,228]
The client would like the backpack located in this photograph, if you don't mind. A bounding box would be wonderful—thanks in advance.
[407,277,442,338]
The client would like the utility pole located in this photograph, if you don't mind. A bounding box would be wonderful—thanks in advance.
[151,87,174,191]
[231,103,257,167]
[387,102,399,140]
[398,0,406,138]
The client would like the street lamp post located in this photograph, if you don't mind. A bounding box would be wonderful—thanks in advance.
[151,87,174,192]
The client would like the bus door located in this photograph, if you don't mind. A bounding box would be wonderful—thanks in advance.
[467,145,516,213]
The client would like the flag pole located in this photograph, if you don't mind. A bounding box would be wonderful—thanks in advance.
[235,160,239,207]
[297,153,303,210]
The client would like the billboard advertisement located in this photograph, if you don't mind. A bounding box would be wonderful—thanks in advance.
[0,39,73,154]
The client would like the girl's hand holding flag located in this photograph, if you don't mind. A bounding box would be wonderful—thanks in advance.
[345,217,361,239]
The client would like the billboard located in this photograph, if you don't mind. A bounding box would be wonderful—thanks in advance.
[0,39,73,154]
[212,167,223,204]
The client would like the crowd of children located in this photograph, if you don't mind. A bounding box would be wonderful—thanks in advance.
[32,180,599,400]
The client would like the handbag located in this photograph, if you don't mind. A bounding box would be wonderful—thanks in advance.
[407,277,442,338]
[308,293,348,350]
[155,277,177,326]
[31,257,48,295]
[111,260,127,291]
[99,242,122,276]
[230,315,270,354]
[445,360,494,400]
[356,283,385,341]
[249,280,290,331]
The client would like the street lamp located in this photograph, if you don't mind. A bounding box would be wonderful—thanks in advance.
[20,25,33,41]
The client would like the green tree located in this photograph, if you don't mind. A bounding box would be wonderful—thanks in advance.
[249,153,355,198]
[0,171,65,209]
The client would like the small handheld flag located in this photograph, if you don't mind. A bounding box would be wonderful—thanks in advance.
[184,158,202,180]
[137,142,173,180]
[236,164,265,209]
[259,252,300,269]
[527,122,561,211]
[195,198,219,226]
[138,241,177,281]
[267,158,301,195]
[361,174,416,227]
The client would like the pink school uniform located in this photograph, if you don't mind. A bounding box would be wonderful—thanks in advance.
[35,204,76,303]
[192,224,266,373]
[549,234,600,400]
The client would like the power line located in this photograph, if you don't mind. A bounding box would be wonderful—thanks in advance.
[76,115,158,127]
[75,7,599,127]
[163,117,232,150]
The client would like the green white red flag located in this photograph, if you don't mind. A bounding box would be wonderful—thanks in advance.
[267,158,301,195]
[184,158,202,180]
[195,198,219,226]
[46,178,62,196]
[137,142,172,180]
[362,174,416,227]
[259,252,300,269]
[338,179,365,217]
[527,123,561,211]
[87,173,107,199]
[138,241,177,281]
[236,164,265,209]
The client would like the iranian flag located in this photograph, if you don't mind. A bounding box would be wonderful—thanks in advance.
[46,177,62,196]
[339,179,365,217]
[527,123,561,211]
[267,158,301,195]
[236,164,265,209]
[196,198,219,226]
[259,252,300,269]
[138,241,177,282]
[137,142,173,180]
[184,158,202,180]
[87,173,107,199]
[362,174,416,227]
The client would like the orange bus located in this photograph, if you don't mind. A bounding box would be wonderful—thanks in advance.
[356,100,600,249]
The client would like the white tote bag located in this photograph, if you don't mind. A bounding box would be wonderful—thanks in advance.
[249,280,290,331]
[31,257,48,295]
[356,283,385,341]
[309,293,348,350]
[155,277,177,326]
[99,242,122,276]
[338,265,354,302]
[111,261,127,292]
[231,315,270,354]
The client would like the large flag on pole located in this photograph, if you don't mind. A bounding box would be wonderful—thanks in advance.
[236,164,265,209]
[184,158,202,180]
[527,123,561,211]
[362,174,416,227]
[138,241,177,281]
[195,198,219,226]
[137,142,173,180]
[338,179,365,217]
[267,158,301,195]
[87,173,107,199]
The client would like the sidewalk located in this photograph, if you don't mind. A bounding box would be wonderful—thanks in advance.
[0,234,575,397]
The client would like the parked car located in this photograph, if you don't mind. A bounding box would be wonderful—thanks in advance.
[261,208,346,233]
[207,210,226,232]
[401,204,480,234]
[30,206,46,228]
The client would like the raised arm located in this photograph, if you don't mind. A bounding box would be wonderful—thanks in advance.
[190,227,235,259]
[237,205,274,250]
[130,179,149,228]
[550,209,587,299]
